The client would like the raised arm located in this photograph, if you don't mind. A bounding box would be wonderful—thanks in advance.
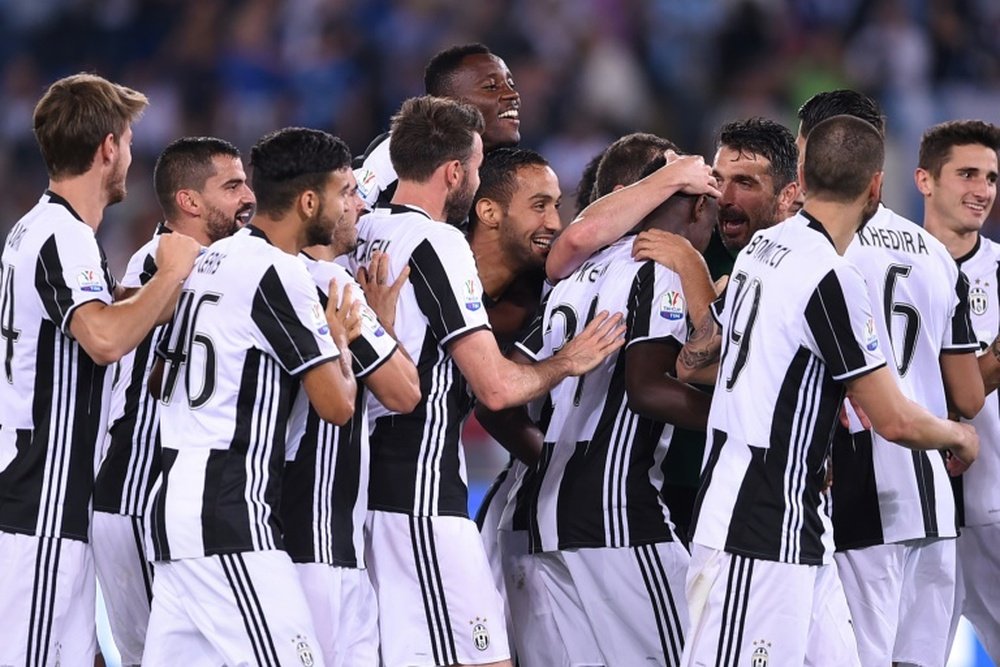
[546,152,720,281]
[676,310,723,386]
[449,311,625,411]
[632,229,717,326]
[625,339,712,430]
[70,232,201,365]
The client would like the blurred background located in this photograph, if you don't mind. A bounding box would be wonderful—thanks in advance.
[3,0,998,664]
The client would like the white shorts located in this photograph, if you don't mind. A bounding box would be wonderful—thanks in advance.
[955,523,1000,662]
[0,531,97,666]
[92,512,154,665]
[836,538,955,667]
[499,530,570,667]
[536,542,689,666]
[365,511,510,666]
[296,563,378,667]
[682,545,859,667]
[143,550,324,666]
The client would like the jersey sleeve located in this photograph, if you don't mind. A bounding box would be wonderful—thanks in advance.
[251,260,340,376]
[328,267,398,378]
[354,135,396,209]
[627,262,687,348]
[409,230,491,347]
[943,268,979,353]
[122,243,159,289]
[803,264,886,381]
[34,227,113,334]
[514,310,547,362]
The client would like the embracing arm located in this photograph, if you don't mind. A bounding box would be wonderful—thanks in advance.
[450,312,625,412]
[676,311,722,386]
[546,153,720,281]
[473,348,545,465]
[941,352,984,419]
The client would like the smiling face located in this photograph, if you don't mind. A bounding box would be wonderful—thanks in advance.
[917,143,999,236]
[306,167,355,248]
[712,145,782,252]
[446,53,520,150]
[498,164,562,269]
[197,154,256,243]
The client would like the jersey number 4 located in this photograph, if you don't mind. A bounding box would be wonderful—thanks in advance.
[0,265,20,384]
[160,290,221,407]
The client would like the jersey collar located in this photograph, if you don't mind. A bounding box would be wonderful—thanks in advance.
[955,233,981,266]
[245,224,272,244]
[385,203,432,220]
[44,189,84,223]
[800,210,836,248]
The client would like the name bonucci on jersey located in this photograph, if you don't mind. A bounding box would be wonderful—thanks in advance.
[517,236,687,553]
[283,254,398,568]
[0,191,116,541]
[349,204,490,518]
[832,206,978,549]
[955,234,1000,527]
[146,226,340,561]
[690,213,886,566]
[94,224,172,518]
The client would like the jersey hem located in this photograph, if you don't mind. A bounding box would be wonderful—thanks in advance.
[439,323,492,348]
[831,360,887,383]
[354,341,399,379]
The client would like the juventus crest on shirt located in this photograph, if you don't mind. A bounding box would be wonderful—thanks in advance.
[0,191,116,541]
[691,212,886,566]
[147,225,340,561]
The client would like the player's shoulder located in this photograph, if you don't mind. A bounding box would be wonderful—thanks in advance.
[300,253,355,290]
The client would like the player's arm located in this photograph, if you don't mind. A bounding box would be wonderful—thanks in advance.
[449,312,625,411]
[941,352,985,418]
[473,347,544,465]
[546,152,721,281]
[360,348,420,413]
[676,311,722,386]
[625,339,712,430]
[301,289,357,425]
[70,233,200,365]
[845,366,978,466]
[979,333,1000,395]
[632,229,717,325]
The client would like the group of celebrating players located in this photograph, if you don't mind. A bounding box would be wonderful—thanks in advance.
[1,41,999,667]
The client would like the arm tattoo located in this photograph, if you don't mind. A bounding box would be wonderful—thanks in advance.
[679,313,722,370]
[991,334,1000,362]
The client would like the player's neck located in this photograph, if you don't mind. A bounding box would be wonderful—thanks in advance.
[163,217,212,247]
[923,214,978,260]
[391,181,446,222]
[46,176,108,231]
[802,199,867,255]
[252,216,303,256]
[468,231,517,300]
[302,243,338,261]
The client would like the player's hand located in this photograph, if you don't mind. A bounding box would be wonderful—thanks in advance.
[357,251,409,332]
[838,396,872,431]
[326,278,363,344]
[155,232,201,282]
[558,311,626,376]
[632,229,704,274]
[662,150,721,198]
[946,422,979,476]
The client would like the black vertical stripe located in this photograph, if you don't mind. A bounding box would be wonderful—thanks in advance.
[912,450,939,536]
[34,236,74,327]
[831,429,884,549]
[150,448,176,561]
[131,516,154,603]
[689,429,727,541]
[805,269,868,377]
[409,239,472,341]
[252,266,324,373]
[220,555,274,667]
[952,270,977,346]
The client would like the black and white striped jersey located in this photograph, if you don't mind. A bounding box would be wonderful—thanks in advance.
[690,213,886,566]
[146,225,340,561]
[283,255,397,568]
[0,191,116,541]
[832,206,977,549]
[349,205,491,517]
[953,235,1000,527]
[93,224,171,518]
[516,236,688,553]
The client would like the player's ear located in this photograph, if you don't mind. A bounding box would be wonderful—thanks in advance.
[298,189,319,218]
[914,167,933,197]
[443,159,463,189]
[99,132,116,166]
[775,181,800,220]
[475,198,501,230]
[175,189,199,216]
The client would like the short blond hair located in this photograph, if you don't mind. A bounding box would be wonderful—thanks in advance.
[33,73,148,178]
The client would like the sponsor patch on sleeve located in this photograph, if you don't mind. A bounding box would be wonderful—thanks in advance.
[76,269,105,293]
[312,302,330,336]
[659,290,685,320]
[355,168,378,201]
[463,279,483,311]
[864,317,879,352]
